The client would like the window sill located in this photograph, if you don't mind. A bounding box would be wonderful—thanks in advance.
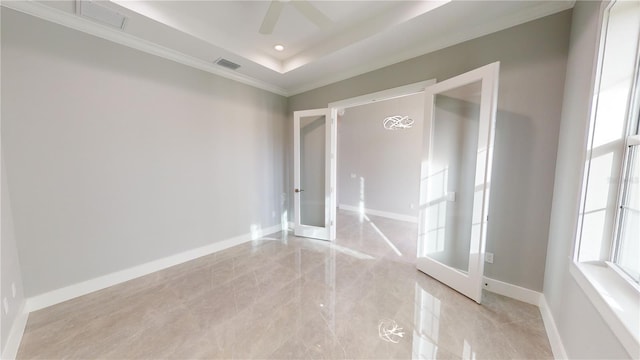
[570,261,640,358]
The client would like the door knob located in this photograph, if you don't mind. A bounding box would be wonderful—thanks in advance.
[294,188,304,193]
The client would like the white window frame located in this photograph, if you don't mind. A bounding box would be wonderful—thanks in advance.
[571,1,640,357]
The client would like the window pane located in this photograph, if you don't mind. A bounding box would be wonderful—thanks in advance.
[584,152,615,212]
[616,146,640,282]
[579,210,607,262]
[578,150,619,262]
[592,86,631,148]
[592,1,640,148]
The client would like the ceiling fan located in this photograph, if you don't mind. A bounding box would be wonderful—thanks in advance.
[259,0,333,35]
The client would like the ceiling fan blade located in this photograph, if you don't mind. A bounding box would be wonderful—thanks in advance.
[259,0,285,35]
[291,0,332,30]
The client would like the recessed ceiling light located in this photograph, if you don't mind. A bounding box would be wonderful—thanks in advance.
[274,44,285,52]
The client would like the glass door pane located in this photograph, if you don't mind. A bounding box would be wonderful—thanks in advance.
[300,114,327,227]
[422,81,482,273]
[293,108,336,241]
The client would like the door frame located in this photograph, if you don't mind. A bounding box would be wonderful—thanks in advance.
[292,80,435,241]
[328,80,436,110]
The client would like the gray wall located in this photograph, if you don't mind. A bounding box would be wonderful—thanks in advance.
[1,9,288,297]
[289,10,572,291]
[544,1,629,358]
[337,93,423,218]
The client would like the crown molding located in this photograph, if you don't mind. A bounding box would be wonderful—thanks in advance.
[286,0,575,96]
[1,1,289,97]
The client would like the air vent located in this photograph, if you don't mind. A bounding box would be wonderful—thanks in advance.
[215,58,241,70]
[76,0,127,30]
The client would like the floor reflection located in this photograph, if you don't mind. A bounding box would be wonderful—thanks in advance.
[17,210,552,359]
[412,282,441,359]
[362,213,404,256]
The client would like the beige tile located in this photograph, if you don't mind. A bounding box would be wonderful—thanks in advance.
[103,304,202,359]
[480,291,542,326]
[185,282,238,330]
[497,320,554,359]
[17,210,552,360]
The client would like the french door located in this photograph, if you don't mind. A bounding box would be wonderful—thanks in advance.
[293,108,337,241]
[417,62,500,303]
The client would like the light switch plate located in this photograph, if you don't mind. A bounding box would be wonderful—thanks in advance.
[446,192,456,202]
[485,252,494,263]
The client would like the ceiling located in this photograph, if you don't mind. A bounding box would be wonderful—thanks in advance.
[3,0,574,96]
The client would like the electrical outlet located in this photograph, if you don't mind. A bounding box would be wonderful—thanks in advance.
[485,252,494,264]
[350,173,356,179]
[11,282,16,298]
[410,203,415,210]
[3,298,8,315]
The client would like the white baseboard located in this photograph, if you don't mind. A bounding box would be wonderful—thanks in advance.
[482,276,542,306]
[338,204,418,223]
[1,302,28,360]
[25,224,283,312]
[539,295,569,360]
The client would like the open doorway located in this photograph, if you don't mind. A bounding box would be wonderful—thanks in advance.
[328,80,434,261]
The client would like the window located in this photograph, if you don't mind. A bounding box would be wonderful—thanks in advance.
[575,0,640,284]
[572,0,640,355]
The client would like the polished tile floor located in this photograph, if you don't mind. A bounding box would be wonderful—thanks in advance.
[18,210,552,359]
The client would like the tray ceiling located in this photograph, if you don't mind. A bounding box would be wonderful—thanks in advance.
[2,1,574,96]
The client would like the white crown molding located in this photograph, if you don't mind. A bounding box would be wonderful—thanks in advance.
[109,0,285,74]
[286,0,575,96]
[2,0,575,98]
[280,1,450,74]
[25,223,283,312]
[1,0,289,97]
